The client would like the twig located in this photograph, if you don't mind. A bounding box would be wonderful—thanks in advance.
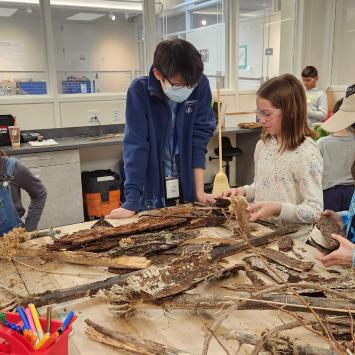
[13,258,109,278]
[349,305,355,352]
[254,282,355,302]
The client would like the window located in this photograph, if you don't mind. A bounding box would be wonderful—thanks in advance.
[50,0,144,94]
[156,0,225,90]
[332,0,355,85]
[238,0,297,90]
[0,3,47,96]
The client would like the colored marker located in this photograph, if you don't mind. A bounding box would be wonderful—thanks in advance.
[17,306,30,330]
[46,306,52,334]
[35,333,50,350]
[38,331,59,350]
[29,304,44,340]
[58,311,75,334]
[0,313,5,324]
[25,307,38,338]
[23,329,37,345]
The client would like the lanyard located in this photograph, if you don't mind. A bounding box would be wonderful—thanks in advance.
[169,123,178,175]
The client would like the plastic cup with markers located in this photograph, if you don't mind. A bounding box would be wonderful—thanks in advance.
[8,126,21,148]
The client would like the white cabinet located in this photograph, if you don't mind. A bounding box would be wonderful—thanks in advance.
[17,150,84,229]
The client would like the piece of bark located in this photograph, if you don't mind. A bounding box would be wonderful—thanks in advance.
[49,217,188,251]
[317,215,344,241]
[229,196,250,236]
[278,236,293,252]
[91,217,114,229]
[260,247,314,272]
[85,319,192,355]
[312,323,353,341]
[210,224,299,260]
[243,256,302,283]
[243,265,266,286]
[108,231,192,257]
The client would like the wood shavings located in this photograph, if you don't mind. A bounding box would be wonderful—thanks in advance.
[0,228,29,260]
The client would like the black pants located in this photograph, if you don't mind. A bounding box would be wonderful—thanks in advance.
[323,185,354,212]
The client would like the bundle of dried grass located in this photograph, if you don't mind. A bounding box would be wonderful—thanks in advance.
[0,228,30,260]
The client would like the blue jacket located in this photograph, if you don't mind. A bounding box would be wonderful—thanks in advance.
[122,68,216,212]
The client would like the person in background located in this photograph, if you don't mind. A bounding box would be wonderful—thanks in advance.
[106,39,216,219]
[317,85,355,211]
[317,160,355,267]
[222,74,323,239]
[0,151,47,236]
[301,66,328,125]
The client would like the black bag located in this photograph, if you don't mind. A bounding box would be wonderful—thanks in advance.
[0,114,15,146]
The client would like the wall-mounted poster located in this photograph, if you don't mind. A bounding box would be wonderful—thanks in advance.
[239,45,247,69]
[198,49,209,63]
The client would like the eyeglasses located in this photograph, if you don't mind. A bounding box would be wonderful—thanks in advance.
[256,109,281,121]
[162,75,196,90]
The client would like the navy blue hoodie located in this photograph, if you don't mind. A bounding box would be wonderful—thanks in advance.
[122,68,216,212]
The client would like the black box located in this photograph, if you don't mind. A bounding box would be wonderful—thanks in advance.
[0,114,15,146]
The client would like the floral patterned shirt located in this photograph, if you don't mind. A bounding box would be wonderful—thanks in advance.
[244,137,323,238]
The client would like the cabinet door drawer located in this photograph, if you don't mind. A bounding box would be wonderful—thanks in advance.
[21,162,84,229]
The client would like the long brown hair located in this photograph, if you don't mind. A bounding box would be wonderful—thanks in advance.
[257,73,315,152]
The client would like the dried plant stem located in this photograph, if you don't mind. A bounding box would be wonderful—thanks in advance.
[13,258,108,278]
[0,281,23,298]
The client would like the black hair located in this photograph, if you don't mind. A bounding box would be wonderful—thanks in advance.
[333,98,344,114]
[153,39,203,87]
[301,66,318,78]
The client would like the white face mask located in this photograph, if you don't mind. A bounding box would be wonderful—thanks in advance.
[163,82,194,103]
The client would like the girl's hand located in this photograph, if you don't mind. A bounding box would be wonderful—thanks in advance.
[322,210,342,225]
[247,201,282,222]
[221,187,246,198]
[106,207,136,219]
[316,234,355,267]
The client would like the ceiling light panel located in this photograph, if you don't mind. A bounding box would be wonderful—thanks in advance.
[66,12,105,20]
[0,7,18,16]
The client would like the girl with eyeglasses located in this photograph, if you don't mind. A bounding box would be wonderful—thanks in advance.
[222,74,323,239]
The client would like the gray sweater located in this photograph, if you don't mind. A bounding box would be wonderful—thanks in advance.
[305,87,328,124]
[0,157,47,231]
[317,135,355,190]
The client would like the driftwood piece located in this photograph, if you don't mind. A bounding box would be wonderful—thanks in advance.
[17,248,151,269]
[85,319,192,355]
[225,331,339,355]
[278,236,293,252]
[108,231,193,257]
[260,248,314,272]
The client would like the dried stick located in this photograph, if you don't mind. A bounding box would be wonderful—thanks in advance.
[13,258,108,278]
[254,282,355,302]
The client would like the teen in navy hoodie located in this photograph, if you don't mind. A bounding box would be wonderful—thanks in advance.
[106,39,216,218]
